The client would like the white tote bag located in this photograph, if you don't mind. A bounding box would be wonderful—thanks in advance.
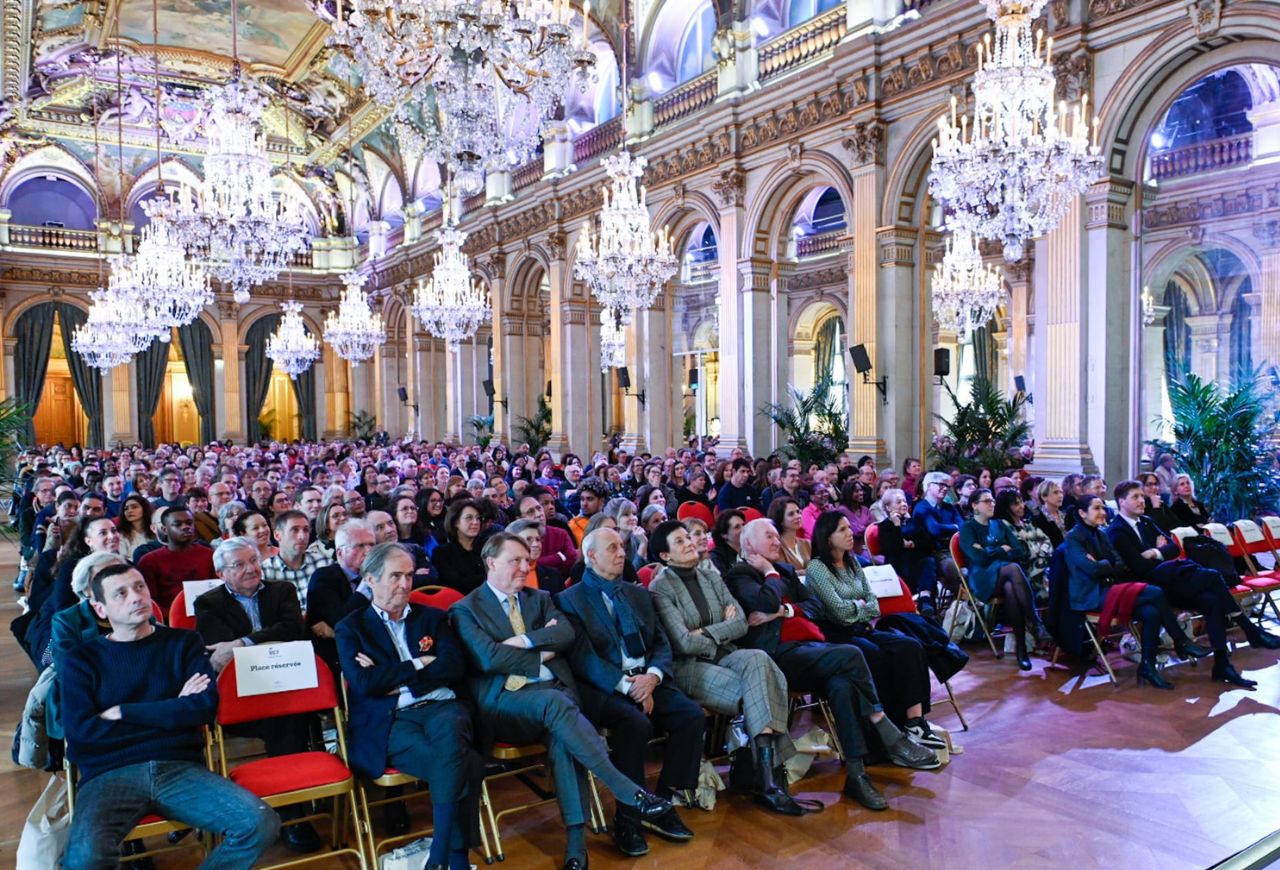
[16,774,71,870]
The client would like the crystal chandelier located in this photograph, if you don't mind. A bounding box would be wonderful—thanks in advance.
[931,225,1005,339]
[599,306,627,371]
[410,210,490,347]
[327,0,596,194]
[266,301,321,378]
[928,0,1102,262]
[575,151,676,321]
[325,270,385,365]
[130,214,213,335]
[72,284,154,371]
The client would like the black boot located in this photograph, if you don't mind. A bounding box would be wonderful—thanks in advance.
[1237,616,1280,649]
[1212,649,1258,689]
[1136,660,1174,690]
[751,738,805,816]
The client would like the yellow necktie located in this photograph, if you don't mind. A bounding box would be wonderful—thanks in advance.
[503,594,529,692]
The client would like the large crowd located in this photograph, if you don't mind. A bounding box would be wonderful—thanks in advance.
[11,437,1279,869]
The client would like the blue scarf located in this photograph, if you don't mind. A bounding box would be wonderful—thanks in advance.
[580,567,646,658]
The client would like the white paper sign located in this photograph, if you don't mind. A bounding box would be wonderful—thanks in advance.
[233,641,319,697]
[183,579,224,616]
[863,564,904,599]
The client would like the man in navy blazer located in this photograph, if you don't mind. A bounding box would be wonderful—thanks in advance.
[1104,480,1276,688]
[557,528,698,856]
[337,542,481,870]
[910,472,965,599]
[307,521,375,671]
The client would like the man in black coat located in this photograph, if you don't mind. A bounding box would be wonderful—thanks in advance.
[194,536,320,853]
[336,543,482,870]
[1104,480,1278,688]
[306,520,376,669]
[558,528,697,856]
[451,532,673,870]
[724,519,940,813]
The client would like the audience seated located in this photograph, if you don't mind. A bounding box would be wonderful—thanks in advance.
[136,508,214,613]
[873,488,937,616]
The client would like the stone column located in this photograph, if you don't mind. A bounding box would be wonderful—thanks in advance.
[217,302,244,442]
[715,22,759,101]
[740,257,776,455]
[712,168,750,455]
[367,220,391,260]
[486,171,513,206]
[105,361,137,444]
[1140,303,1170,443]
[1,337,14,401]
[1186,314,1224,381]
[0,208,11,245]
[1255,223,1280,368]
[1084,177,1135,480]
[1031,197,1096,475]
[1006,259,1033,383]
[876,225,916,469]
[770,262,795,454]
[499,319,528,444]
[545,231,586,458]
[637,297,675,453]
[418,336,448,442]
[543,123,575,177]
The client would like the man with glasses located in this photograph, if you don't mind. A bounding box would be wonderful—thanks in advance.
[910,471,965,610]
[194,537,321,854]
[517,495,578,583]
[152,469,187,510]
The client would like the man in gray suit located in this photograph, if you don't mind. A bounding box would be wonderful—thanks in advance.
[450,532,674,870]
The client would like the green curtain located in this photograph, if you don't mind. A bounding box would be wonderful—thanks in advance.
[54,303,104,448]
[244,314,281,444]
[813,317,840,386]
[289,366,318,442]
[177,319,217,444]
[135,337,171,447]
[13,304,55,446]
[1163,282,1191,386]
[1229,291,1252,384]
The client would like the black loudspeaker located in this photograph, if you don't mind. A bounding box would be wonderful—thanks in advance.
[1014,374,1027,394]
[689,366,699,388]
[546,380,553,398]
[482,379,495,399]
[934,348,951,378]
[397,386,409,403]
[617,367,632,390]
[849,344,872,375]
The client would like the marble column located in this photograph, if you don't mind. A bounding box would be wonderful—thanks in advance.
[740,257,776,455]
[499,318,528,445]
[711,168,748,455]
[1140,303,1170,444]
[546,231,590,458]
[876,225,917,469]
[217,302,244,442]
[635,296,675,454]
[846,152,884,461]
[1254,224,1280,369]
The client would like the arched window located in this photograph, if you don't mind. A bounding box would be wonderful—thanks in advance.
[1150,69,1253,153]
[683,224,718,283]
[8,177,97,229]
[676,1,717,84]
[786,0,841,27]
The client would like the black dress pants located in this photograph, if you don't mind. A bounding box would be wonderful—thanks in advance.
[1149,560,1235,648]
[579,682,704,819]
[774,641,881,761]
[821,625,931,725]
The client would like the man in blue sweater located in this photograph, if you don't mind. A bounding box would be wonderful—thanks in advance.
[60,563,279,870]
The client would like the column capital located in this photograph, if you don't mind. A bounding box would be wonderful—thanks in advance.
[1085,176,1135,230]
[842,120,886,168]
[561,303,589,325]
[545,230,568,261]
[736,257,772,291]
[712,167,747,209]
[876,226,916,267]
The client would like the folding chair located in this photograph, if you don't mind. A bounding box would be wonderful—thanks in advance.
[168,591,197,630]
[479,742,607,864]
[409,586,465,610]
[874,575,969,731]
[1168,526,1252,647]
[948,533,1003,657]
[1047,612,1131,685]
[1223,520,1280,612]
[787,692,844,760]
[214,654,366,870]
[64,736,212,865]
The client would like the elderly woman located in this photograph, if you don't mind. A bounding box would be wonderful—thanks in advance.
[646,520,801,816]
[805,512,941,746]
[873,488,938,615]
[800,483,835,540]
[639,504,668,538]
[218,500,248,541]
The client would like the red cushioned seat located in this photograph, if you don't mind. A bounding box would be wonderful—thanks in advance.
[1231,585,1253,596]
[1244,577,1280,590]
[228,751,353,797]
[138,814,164,825]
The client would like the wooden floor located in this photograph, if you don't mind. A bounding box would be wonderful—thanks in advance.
[4,539,1280,869]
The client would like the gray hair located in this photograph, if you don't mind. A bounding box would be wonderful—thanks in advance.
[217,500,246,532]
[72,552,128,601]
[213,536,259,573]
[881,488,907,508]
[922,471,952,491]
[740,517,776,553]
[361,542,412,584]
[505,518,543,538]
[603,497,636,520]
[581,527,621,571]
[335,518,374,550]
[640,504,667,525]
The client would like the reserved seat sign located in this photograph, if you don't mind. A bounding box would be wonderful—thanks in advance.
[233,641,319,697]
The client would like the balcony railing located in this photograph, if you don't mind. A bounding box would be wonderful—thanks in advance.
[7,224,100,251]
[513,157,544,190]
[1150,133,1253,181]
[796,229,843,257]
[759,7,848,81]
[653,71,718,128]
[573,116,624,164]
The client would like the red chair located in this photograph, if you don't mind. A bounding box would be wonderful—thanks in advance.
[864,523,882,559]
[949,533,1002,658]
[168,591,196,630]
[409,585,464,610]
[215,655,365,869]
[151,600,166,624]
[637,565,656,588]
[740,507,764,523]
[871,574,968,731]
[676,501,714,527]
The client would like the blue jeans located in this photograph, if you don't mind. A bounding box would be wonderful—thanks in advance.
[63,760,279,870]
